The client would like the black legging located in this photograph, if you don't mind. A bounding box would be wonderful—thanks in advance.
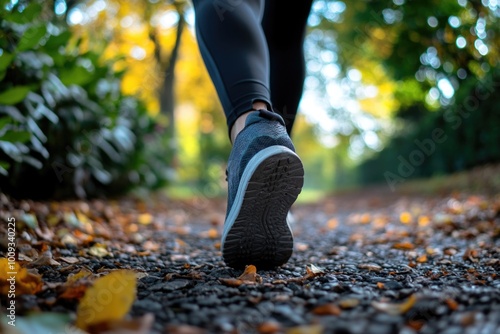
[192,0,313,136]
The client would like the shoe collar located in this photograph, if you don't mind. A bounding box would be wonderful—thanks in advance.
[245,109,286,127]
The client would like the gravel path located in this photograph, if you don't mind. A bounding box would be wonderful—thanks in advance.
[1,186,499,334]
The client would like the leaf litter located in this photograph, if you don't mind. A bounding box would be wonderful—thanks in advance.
[1,174,500,333]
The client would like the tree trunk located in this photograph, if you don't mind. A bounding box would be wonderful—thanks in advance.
[159,9,185,139]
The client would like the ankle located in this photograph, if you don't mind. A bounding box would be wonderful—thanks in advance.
[230,101,269,143]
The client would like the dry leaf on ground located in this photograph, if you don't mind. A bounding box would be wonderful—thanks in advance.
[219,265,262,287]
[0,258,43,295]
[372,294,417,315]
[75,269,137,330]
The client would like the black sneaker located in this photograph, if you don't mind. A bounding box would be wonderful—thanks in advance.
[221,109,304,269]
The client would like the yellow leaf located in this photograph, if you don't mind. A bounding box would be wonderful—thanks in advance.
[75,270,137,330]
[287,324,324,334]
[88,243,110,258]
[138,213,153,225]
[400,212,413,224]
[0,258,43,296]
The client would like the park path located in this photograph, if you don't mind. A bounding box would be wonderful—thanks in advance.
[0,179,499,334]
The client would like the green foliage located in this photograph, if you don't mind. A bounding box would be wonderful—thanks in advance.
[359,69,500,187]
[309,0,500,186]
[0,0,172,199]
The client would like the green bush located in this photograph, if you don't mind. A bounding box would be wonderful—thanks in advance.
[0,0,172,199]
[359,69,500,187]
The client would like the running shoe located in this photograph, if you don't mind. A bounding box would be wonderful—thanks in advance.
[221,109,304,269]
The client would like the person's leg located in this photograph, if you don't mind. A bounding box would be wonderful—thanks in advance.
[192,0,304,269]
[191,0,272,141]
[262,0,314,135]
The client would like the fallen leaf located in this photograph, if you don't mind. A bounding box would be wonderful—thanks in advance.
[326,218,338,230]
[18,253,33,262]
[59,283,91,300]
[306,264,325,277]
[444,247,458,256]
[407,319,425,331]
[400,212,413,224]
[0,258,43,295]
[200,228,218,239]
[460,312,476,326]
[288,264,326,283]
[61,233,79,245]
[220,265,262,287]
[463,248,479,262]
[377,282,385,289]
[59,268,95,300]
[416,254,428,263]
[135,272,149,280]
[88,244,110,258]
[393,242,415,250]
[75,270,137,330]
[418,215,430,227]
[67,268,94,284]
[143,240,159,251]
[286,324,323,334]
[239,265,258,281]
[295,242,309,251]
[258,320,282,334]
[360,213,371,224]
[372,294,417,315]
[445,298,459,311]
[312,303,342,316]
[27,250,60,267]
[59,257,80,264]
[357,263,382,271]
[338,298,360,309]
[138,213,153,225]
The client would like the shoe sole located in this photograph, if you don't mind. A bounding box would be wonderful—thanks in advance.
[221,145,304,269]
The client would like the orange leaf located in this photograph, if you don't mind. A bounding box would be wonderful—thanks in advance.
[220,265,261,287]
[219,278,245,287]
[445,298,459,311]
[59,268,95,300]
[312,303,341,316]
[416,254,428,263]
[239,265,258,282]
[258,320,282,334]
[418,215,430,227]
[327,218,338,230]
[59,284,90,300]
[393,242,415,250]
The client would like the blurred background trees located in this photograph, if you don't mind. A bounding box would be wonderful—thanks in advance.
[0,0,498,199]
